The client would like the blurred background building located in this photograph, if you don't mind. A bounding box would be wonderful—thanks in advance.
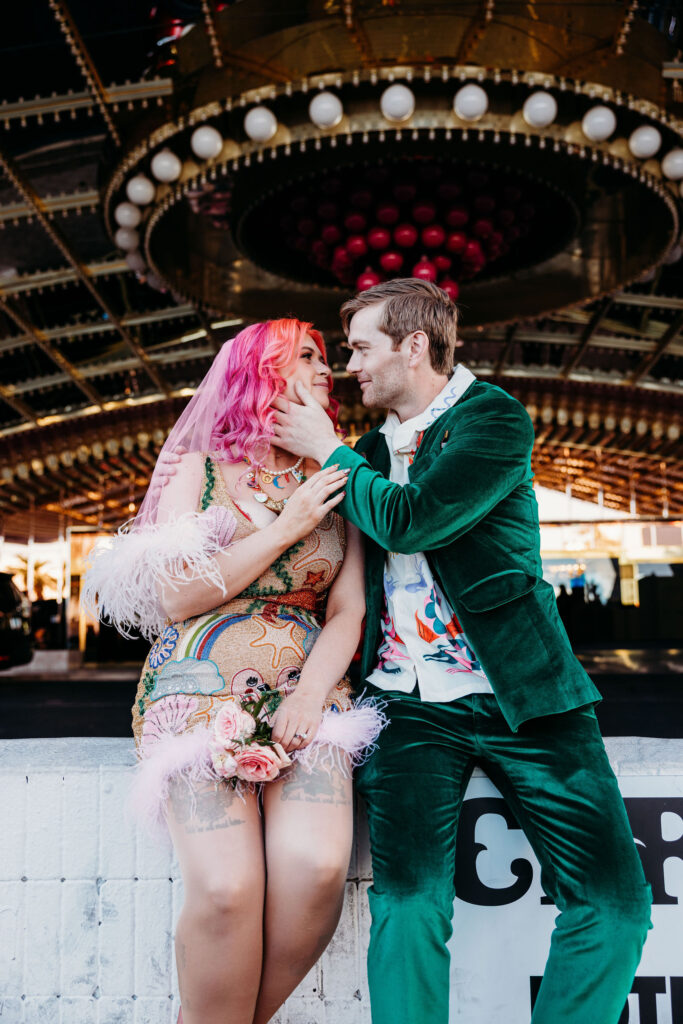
[0,1,681,733]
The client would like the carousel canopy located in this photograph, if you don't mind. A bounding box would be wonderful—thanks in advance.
[0,1,682,540]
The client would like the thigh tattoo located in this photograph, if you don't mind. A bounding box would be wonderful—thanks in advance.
[279,767,351,806]
[169,780,247,833]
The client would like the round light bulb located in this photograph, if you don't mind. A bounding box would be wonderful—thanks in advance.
[581,105,617,142]
[150,149,182,183]
[522,91,557,128]
[114,202,141,229]
[190,125,224,160]
[308,91,344,129]
[454,84,488,122]
[114,227,140,251]
[628,125,661,159]
[125,251,146,273]
[380,83,415,123]
[244,106,278,142]
[126,174,156,205]
[661,148,683,181]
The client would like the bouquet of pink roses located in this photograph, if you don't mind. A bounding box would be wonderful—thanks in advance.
[210,689,293,785]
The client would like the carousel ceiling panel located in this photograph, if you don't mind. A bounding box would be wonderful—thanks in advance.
[0,1,681,537]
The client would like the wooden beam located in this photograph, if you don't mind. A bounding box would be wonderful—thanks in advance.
[0,147,171,397]
[0,298,104,408]
[630,310,683,383]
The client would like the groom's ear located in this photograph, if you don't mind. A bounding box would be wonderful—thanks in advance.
[406,331,430,367]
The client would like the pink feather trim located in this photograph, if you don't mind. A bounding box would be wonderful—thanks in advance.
[292,700,387,777]
[128,699,387,831]
[128,728,215,832]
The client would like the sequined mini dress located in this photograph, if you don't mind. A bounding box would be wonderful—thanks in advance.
[132,455,356,759]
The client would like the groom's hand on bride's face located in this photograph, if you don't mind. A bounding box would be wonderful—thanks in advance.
[272,382,340,464]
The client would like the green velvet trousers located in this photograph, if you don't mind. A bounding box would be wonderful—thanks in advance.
[356,690,652,1024]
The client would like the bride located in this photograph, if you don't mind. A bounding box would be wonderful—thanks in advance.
[85,318,384,1024]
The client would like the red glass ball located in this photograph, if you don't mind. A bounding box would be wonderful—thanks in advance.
[377,202,400,226]
[368,226,392,250]
[311,240,328,259]
[413,201,436,225]
[394,223,418,248]
[345,211,367,233]
[321,224,342,246]
[446,206,469,228]
[446,231,467,254]
[421,224,446,249]
[474,195,496,215]
[346,234,368,257]
[439,278,459,301]
[393,182,416,202]
[318,201,338,221]
[297,218,316,236]
[380,250,404,272]
[434,254,452,273]
[489,230,504,248]
[412,256,437,282]
[357,267,382,290]
[463,240,484,264]
[498,209,515,227]
[351,189,373,209]
[437,181,461,202]
[473,218,494,239]
[332,245,352,270]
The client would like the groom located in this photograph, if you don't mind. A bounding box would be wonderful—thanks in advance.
[272,278,651,1024]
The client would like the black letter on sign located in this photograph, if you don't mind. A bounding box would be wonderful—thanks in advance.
[532,977,674,1022]
[455,798,533,906]
[624,798,683,905]
[671,977,683,1022]
[631,977,667,1024]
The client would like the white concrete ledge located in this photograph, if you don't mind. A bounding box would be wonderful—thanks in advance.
[2,737,682,1024]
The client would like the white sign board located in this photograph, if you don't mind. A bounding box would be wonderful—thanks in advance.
[448,773,683,1023]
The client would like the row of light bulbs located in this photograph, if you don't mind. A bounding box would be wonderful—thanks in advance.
[111,83,683,257]
[525,403,680,440]
[2,407,677,487]
[1,430,170,483]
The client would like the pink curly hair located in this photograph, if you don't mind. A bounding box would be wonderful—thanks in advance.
[210,318,339,464]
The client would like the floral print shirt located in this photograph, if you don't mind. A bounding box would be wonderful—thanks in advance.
[365,365,494,702]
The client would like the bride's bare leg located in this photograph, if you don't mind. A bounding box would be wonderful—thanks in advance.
[167,780,265,1024]
[252,762,354,1024]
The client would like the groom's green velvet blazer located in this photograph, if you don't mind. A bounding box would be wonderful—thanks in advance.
[324,378,601,731]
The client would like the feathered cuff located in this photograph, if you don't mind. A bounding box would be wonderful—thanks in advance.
[81,508,237,641]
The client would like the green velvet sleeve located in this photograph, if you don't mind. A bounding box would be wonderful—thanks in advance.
[323,397,534,554]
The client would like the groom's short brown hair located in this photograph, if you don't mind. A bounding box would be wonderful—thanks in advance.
[339,278,459,375]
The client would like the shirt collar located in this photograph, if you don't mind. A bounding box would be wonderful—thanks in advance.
[380,364,476,454]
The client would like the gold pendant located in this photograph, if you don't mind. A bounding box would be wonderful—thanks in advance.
[264,497,286,513]
[261,472,274,484]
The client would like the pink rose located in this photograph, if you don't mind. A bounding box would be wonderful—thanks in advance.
[214,698,256,746]
[211,746,238,779]
[233,743,289,783]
